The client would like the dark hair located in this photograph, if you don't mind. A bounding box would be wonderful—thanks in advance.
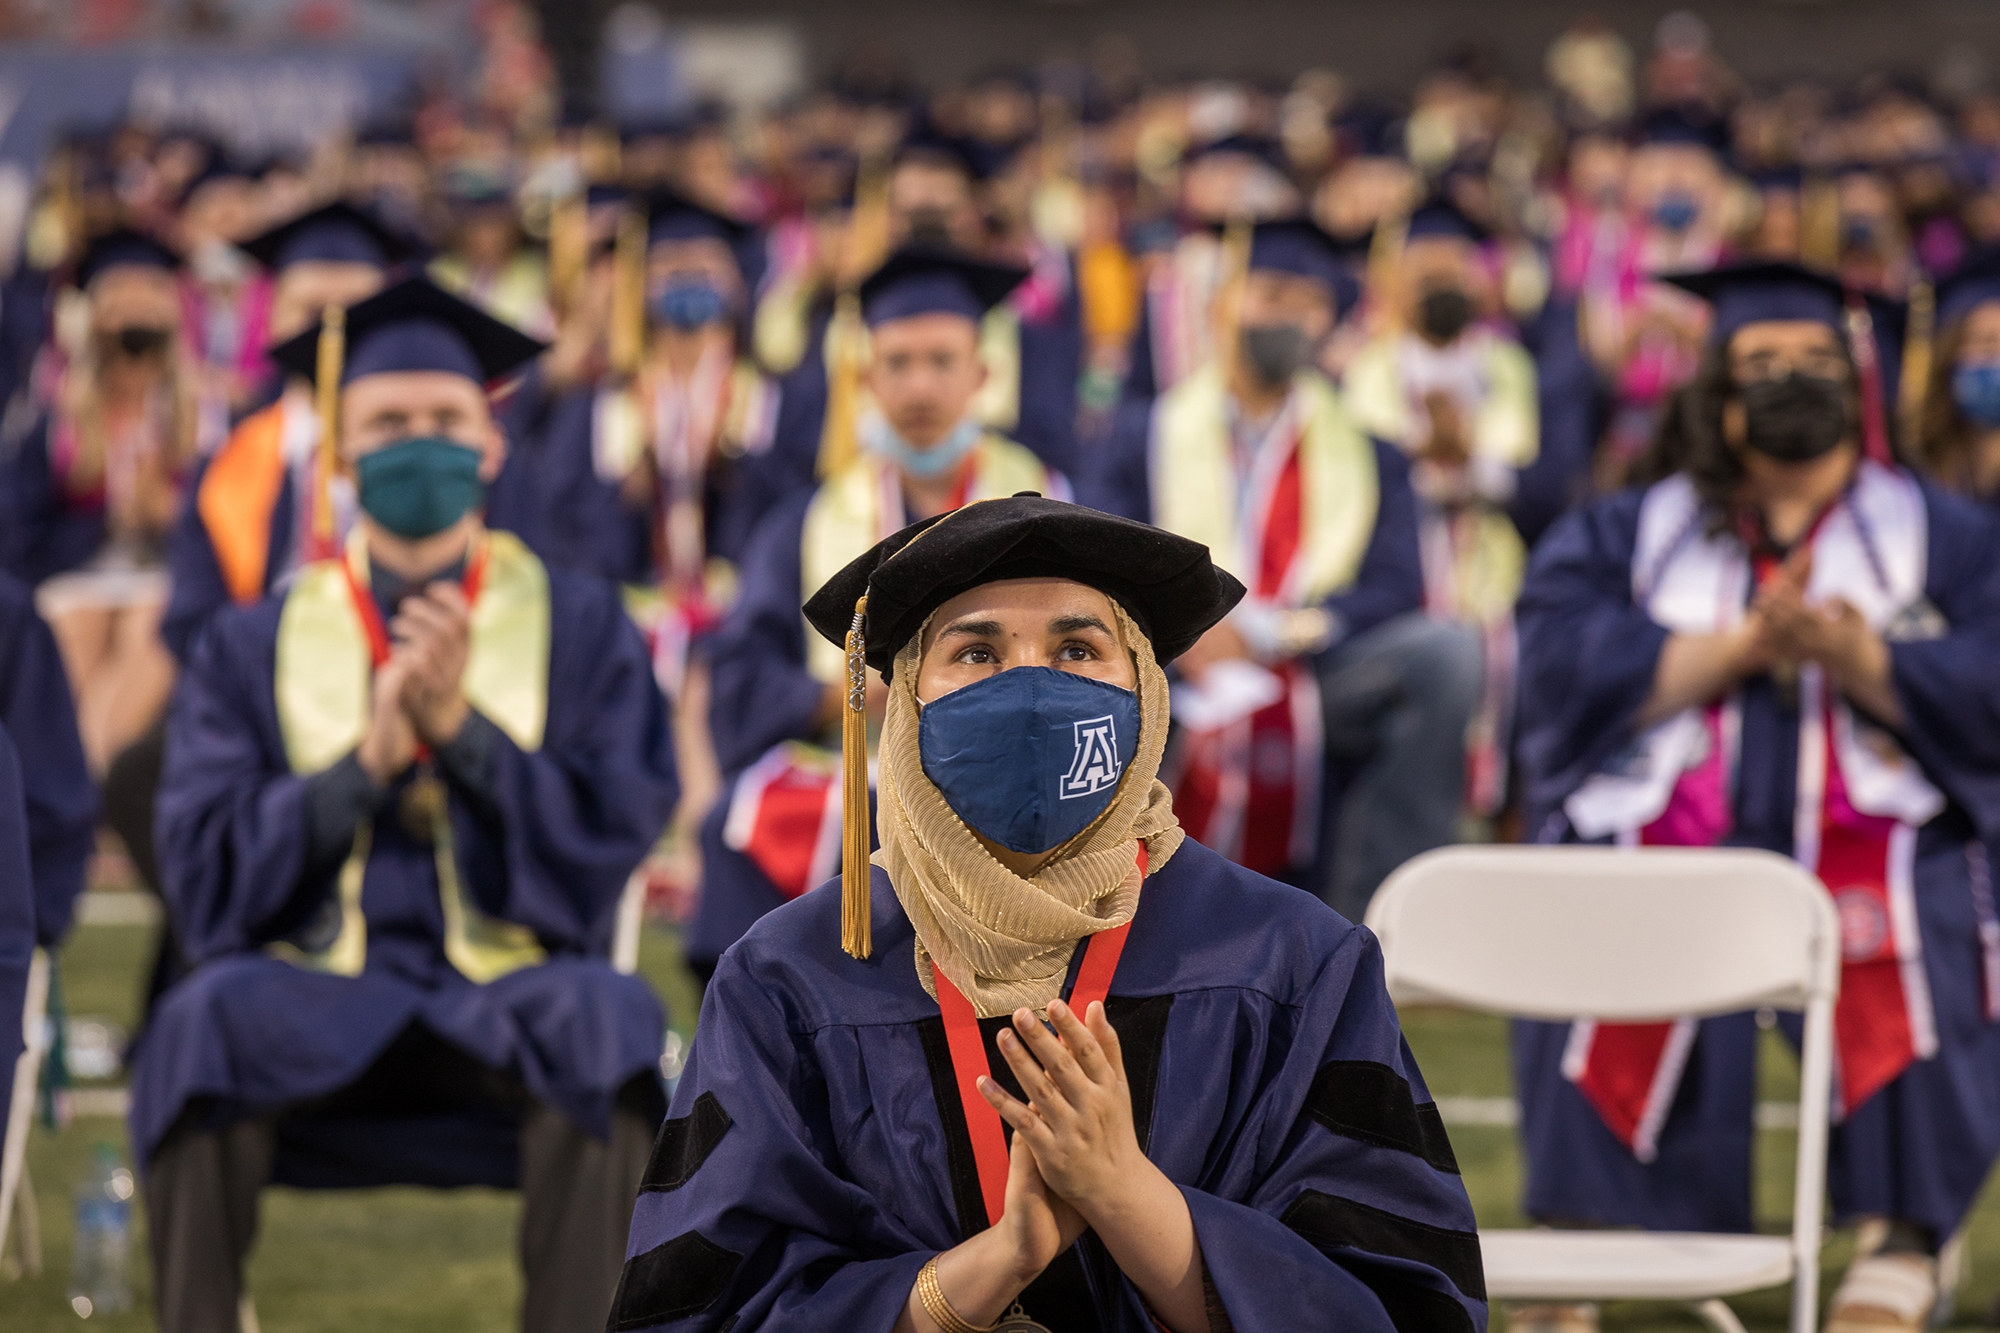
[1911,314,1977,490]
[1629,332,1859,524]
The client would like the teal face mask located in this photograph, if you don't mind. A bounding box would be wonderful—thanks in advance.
[354,436,487,538]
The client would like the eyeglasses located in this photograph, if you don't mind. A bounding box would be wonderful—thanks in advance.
[1728,348,1850,384]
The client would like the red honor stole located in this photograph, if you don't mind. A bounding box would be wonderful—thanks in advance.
[1567,499,1937,1158]
[1171,411,1323,877]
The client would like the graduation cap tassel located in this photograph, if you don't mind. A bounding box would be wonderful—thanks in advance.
[817,293,866,478]
[840,596,873,959]
[1801,174,1841,271]
[609,206,646,377]
[1368,207,1411,334]
[1212,213,1253,368]
[548,192,588,313]
[312,304,346,549]
[1899,277,1934,455]
[1845,295,1892,465]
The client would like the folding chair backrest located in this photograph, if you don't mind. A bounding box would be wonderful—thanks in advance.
[1363,846,1840,1020]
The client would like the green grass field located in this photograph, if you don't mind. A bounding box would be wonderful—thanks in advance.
[2,913,1997,1331]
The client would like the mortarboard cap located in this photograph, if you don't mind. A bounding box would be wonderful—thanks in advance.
[1182,132,1288,175]
[1660,260,1849,344]
[1937,247,2000,331]
[859,246,1027,327]
[1405,195,1491,244]
[74,229,180,287]
[1631,104,1729,154]
[267,276,546,388]
[1234,217,1359,309]
[645,186,752,248]
[240,201,424,274]
[894,125,990,183]
[803,493,1246,680]
[176,154,260,207]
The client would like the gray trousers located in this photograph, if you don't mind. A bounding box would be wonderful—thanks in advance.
[145,1100,655,1333]
[1315,611,1483,923]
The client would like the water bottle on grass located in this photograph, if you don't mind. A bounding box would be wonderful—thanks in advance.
[68,1142,133,1317]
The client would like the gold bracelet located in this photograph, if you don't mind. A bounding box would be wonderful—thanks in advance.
[916,1255,999,1333]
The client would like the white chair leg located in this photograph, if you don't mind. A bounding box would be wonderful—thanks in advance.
[239,1291,261,1333]
[14,1159,37,1277]
[1691,1298,1750,1333]
[0,948,50,1273]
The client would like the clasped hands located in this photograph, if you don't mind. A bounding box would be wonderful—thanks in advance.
[1728,547,1902,725]
[356,582,474,786]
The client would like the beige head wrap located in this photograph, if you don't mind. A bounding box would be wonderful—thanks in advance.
[873,599,1184,1018]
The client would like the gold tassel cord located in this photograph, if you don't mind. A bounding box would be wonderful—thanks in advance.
[548,192,588,314]
[1899,277,1934,455]
[817,292,866,478]
[312,304,346,546]
[841,595,873,959]
[1211,213,1253,368]
[1801,174,1841,272]
[609,205,646,377]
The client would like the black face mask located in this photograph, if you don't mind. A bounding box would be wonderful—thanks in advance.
[901,208,955,248]
[1239,323,1312,387]
[1738,374,1850,462]
[113,326,171,358]
[1417,288,1474,344]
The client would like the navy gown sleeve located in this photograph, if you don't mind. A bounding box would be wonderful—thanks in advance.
[1513,490,1670,832]
[1888,483,2000,842]
[532,387,652,583]
[0,725,33,1156]
[486,363,555,558]
[154,602,328,960]
[1121,294,1159,403]
[161,453,231,661]
[446,570,680,951]
[1511,297,1600,549]
[0,575,94,944]
[1185,926,1487,1332]
[712,378,819,568]
[0,416,103,584]
[1319,439,1426,644]
[1076,396,1154,522]
[705,494,825,776]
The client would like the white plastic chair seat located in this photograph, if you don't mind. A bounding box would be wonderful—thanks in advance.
[1482,1230,1797,1302]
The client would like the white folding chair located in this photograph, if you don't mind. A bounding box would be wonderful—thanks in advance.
[611,870,647,976]
[0,946,50,1275]
[1364,845,1839,1333]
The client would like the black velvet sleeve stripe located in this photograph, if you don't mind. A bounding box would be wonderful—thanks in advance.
[1102,993,1174,1155]
[638,1091,733,1193]
[607,1228,743,1330]
[1362,1272,1480,1333]
[1279,1189,1486,1301]
[916,1015,994,1241]
[1305,1060,1461,1174]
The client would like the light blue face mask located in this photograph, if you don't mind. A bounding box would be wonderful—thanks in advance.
[1651,192,1700,233]
[860,412,983,479]
[1953,361,2000,429]
[919,666,1142,855]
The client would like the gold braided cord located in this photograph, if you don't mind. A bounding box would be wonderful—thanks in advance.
[840,595,873,958]
[312,305,346,545]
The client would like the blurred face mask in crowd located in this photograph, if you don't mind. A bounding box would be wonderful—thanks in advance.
[109,325,172,359]
[1737,375,1850,462]
[1650,191,1701,233]
[1239,323,1312,387]
[1953,362,2000,429]
[651,278,730,331]
[342,371,502,541]
[1234,269,1334,391]
[355,436,486,538]
[1416,287,1475,344]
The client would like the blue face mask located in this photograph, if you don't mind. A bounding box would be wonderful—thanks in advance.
[355,436,486,538]
[861,412,983,479]
[1954,362,2000,428]
[1651,193,1700,233]
[652,279,729,331]
[919,667,1142,855]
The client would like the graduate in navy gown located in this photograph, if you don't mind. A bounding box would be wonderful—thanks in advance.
[0,569,96,944]
[1908,246,2000,504]
[1514,261,2000,1333]
[1086,217,1477,921]
[136,279,680,1333]
[0,724,37,1159]
[612,496,1485,1333]
[690,248,1065,980]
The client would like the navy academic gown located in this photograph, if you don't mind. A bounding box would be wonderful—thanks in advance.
[1082,408,1427,896]
[614,840,1486,1333]
[133,561,681,1184]
[1510,295,1601,549]
[0,725,35,1157]
[531,373,821,584]
[0,570,95,943]
[0,416,105,585]
[161,378,554,661]
[1512,480,2000,1239]
[686,491,832,976]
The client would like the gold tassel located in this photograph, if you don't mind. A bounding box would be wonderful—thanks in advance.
[1801,173,1841,271]
[609,206,646,376]
[312,304,346,546]
[1211,213,1253,364]
[1368,206,1411,335]
[840,595,873,959]
[548,191,588,313]
[1899,276,1934,453]
[817,292,866,478]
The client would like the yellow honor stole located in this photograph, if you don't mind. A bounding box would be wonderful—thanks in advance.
[271,528,552,983]
[1151,366,1379,606]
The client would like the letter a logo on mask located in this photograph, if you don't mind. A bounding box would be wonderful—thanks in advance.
[1060,715,1122,800]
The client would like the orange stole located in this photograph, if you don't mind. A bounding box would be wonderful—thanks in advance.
[196,402,289,604]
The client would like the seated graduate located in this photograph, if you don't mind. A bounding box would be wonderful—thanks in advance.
[1909,246,2000,504]
[689,247,1066,980]
[160,201,420,661]
[0,724,31,1160]
[136,278,682,1333]
[611,496,1485,1333]
[0,566,96,946]
[1088,217,1479,923]
[1513,262,2000,1333]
